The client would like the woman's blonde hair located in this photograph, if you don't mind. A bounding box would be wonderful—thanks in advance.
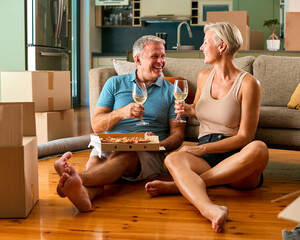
[204,22,243,56]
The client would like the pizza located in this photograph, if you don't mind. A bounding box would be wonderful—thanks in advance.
[100,136,151,144]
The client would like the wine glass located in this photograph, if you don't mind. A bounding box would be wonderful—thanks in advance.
[173,79,188,123]
[132,83,149,125]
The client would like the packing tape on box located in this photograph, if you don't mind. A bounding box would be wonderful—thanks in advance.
[48,98,54,111]
[59,112,65,120]
[48,71,54,90]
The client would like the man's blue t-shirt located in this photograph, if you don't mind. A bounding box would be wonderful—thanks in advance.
[96,72,177,141]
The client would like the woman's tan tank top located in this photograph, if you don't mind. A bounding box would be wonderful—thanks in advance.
[195,68,247,138]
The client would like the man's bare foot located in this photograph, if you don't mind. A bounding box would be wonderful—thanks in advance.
[54,152,73,198]
[202,205,228,233]
[58,165,92,212]
[145,180,180,197]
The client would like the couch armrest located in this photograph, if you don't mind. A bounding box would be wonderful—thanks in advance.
[89,67,117,124]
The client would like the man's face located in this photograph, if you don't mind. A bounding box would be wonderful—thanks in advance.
[136,41,165,81]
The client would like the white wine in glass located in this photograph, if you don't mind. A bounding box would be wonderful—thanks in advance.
[173,79,188,123]
[132,83,149,125]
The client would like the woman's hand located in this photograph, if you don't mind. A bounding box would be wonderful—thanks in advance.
[178,145,204,157]
[174,101,194,117]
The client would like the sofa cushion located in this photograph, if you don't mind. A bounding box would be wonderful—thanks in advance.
[287,83,300,110]
[259,106,300,129]
[163,56,256,94]
[253,55,300,107]
[113,59,136,75]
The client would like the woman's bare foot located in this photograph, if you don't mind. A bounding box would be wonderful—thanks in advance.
[145,180,180,197]
[58,165,92,212]
[202,205,228,233]
[54,152,73,198]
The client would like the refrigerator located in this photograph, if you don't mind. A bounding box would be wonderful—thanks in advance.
[27,0,70,71]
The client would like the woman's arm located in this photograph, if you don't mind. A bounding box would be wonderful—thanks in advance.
[175,69,212,118]
[179,73,261,156]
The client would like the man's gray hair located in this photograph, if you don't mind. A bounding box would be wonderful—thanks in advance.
[133,35,165,58]
[204,22,243,56]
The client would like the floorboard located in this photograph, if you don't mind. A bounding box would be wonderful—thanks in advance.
[0,106,299,239]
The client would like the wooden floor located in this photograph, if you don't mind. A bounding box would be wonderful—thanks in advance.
[0,106,299,240]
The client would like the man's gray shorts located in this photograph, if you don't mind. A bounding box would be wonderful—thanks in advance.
[90,148,165,181]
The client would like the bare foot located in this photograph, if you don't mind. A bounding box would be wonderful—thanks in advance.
[54,152,73,198]
[54,152,73,176]
[202,205,228,233]
[58,165,92,212]
[145,180,180,197]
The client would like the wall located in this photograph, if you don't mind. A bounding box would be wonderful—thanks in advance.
[80,0,101,106]
[0,0,26,100]
[233,0,280,44]
[286,0,300,11]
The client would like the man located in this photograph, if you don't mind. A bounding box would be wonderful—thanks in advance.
[54,35,186,212]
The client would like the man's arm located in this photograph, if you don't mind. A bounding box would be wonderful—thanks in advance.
[159,118,186,152]
[91,103,145,133]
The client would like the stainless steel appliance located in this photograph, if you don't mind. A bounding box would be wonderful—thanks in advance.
[27,0,70,71]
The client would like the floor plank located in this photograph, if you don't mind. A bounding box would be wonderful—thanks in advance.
[0,148,299,240]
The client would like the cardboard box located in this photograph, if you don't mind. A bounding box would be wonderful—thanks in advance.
[35,109,75,144]
[206,11,250,50]
[0,71,71,112]
[250,30,265,50]
[0,103,39,218]
[285,12,300,51]
[90,132,162,151]
[278,196,300,222]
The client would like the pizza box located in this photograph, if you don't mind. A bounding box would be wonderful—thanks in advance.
[90,132,163,151]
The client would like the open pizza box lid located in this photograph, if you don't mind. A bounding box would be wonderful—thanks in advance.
[278,196,300,223]
[90,132,164,151]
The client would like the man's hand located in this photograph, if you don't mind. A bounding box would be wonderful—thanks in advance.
[121,103,145,119]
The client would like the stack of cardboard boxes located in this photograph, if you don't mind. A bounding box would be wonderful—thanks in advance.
[206,10,265,50]
[0,102,39,218]
[0,71,74,144]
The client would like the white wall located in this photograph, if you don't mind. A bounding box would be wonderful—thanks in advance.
[286,0,300,11]
[80,0,101,106]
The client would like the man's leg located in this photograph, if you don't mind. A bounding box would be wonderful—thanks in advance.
[54,151,141,212]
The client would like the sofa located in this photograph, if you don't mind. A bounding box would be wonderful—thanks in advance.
[89,55,300,148]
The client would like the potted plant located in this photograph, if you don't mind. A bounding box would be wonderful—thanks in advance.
[263,19,280,51]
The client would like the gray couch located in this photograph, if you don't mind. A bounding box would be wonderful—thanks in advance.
[89,55,300,148]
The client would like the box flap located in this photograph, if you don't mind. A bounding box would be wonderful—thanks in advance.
[0,105,23,146]
[0,102,36,136]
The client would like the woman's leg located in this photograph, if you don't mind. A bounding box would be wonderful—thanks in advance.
[201,140,269,189]
[146,140,269,195]
[164,151,227,233]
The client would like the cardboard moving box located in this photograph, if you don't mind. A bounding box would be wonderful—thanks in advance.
[250,30,265,50]
[0,103,39,218]
[35,109,75,144]
[0,71,71,112]
[206,11,250,50]
[285,12,300,51]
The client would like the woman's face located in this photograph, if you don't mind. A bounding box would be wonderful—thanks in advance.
[200,30,220,65]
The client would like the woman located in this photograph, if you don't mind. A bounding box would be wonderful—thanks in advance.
[145,22,269,233]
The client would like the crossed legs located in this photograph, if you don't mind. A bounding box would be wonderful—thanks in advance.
[145,140,269,232]
[54,151,140,212]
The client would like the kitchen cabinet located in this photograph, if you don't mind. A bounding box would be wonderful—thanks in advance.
[92,56,126,68]
[190,0,233,26]
[95,0,141,27]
